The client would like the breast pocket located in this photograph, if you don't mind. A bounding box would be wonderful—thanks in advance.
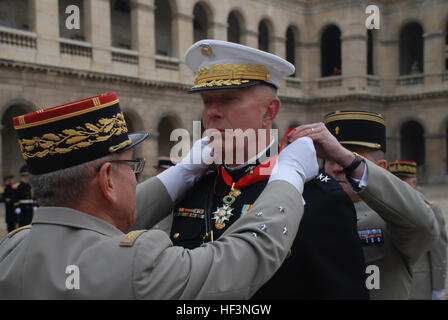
[170,208,206,249]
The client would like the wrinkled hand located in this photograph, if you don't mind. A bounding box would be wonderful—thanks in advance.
[288,122,355,168]
[269,137,319,194]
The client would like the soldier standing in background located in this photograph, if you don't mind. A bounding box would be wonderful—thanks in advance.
[289,111,440,299]
[389,160,447,300]
[15,166,36,227]
[1,175,18,232]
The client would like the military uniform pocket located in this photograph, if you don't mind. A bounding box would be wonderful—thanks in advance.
[170,208,206,249]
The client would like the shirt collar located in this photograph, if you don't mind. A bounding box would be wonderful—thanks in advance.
[224,137,276,172]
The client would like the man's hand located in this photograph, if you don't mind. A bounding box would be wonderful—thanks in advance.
[288,122,356,169]
[269,137,319,194]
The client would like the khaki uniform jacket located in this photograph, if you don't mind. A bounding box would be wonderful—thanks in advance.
[409,202,447,299]
[352,159,439,300]
[0,178,303,299]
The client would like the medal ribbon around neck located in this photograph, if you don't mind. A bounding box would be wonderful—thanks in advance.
[212,154,278,230]
[211,128,293,231]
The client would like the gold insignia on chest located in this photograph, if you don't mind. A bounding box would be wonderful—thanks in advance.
[212,183,241,230]
[212,205,233,230]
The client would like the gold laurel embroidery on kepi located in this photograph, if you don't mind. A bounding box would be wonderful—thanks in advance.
[18,112,129,159]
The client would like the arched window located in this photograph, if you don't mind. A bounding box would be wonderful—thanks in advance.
[227,11,241,44]
[59,0,85,41]
[367,29,374,75]
[193,3,209,42]
[401,120,425,165]
[158,115,181,159]
[258,20,270,52]
[399,22,424,75]
[155,0,173,56]
[110,0,131,49]
[2,102,34,179]
[321,25,342,77]
[122,110,144,157]
[0,0,32,31]
[286,27,297,77]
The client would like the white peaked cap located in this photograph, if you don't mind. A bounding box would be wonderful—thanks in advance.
[185,39,295,92]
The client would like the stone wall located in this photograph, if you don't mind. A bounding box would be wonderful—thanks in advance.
[0,0,447,183]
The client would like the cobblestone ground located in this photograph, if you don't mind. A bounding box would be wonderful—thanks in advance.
[0,183,447,299]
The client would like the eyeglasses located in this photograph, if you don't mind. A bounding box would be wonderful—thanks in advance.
[98,158,146,174]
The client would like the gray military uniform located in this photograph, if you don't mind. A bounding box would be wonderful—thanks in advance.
[351,159,439,300]
[409,202,447,299]
[0,177,303,299]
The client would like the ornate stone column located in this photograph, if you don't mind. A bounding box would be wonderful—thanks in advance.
[85,0,112,72]
[33,0,60,65]
[423,30,445,87]
[131,0,156,78]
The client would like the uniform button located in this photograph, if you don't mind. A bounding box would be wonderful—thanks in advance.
[256,211,263,216]
[251,232,258,238]
[278,206,286,213]
[173,233,180,239]
[282,227,288,235]
[259,224,267,231]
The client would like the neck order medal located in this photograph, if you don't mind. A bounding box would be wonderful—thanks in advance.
[212,183,241,230]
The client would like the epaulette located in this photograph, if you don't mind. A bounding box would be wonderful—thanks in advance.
[8,225,32,238]
[119,230,147,247]
[12,183,19,190]
[0,186,4,194]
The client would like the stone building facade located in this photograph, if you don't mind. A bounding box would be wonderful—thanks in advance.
[0,0,448,183]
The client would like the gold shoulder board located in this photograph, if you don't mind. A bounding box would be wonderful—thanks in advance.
[0,186,4,193]
[12,183,19,190]
[119,230,147,247]
[8,225,32,238]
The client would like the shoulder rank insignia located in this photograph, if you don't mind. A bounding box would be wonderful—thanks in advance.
[174,208,205,219]
[316,173,330,183]
[119,230,147,247]
[358,228,383,245]
[8,225,32,238]
[12,183,19,190]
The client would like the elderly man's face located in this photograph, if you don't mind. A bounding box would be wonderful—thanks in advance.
[112,149,138,230]
[201,84,277,164]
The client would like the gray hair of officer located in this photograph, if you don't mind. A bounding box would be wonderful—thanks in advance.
[29,153,121,206]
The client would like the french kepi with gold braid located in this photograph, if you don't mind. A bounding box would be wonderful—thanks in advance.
[389,160,417,177]
[13,92,148,174]
[185,39,295,92]
[324,110,387,153]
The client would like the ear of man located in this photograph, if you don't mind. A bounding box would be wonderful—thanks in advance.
[97,162,119,204]
[258,84,280,128]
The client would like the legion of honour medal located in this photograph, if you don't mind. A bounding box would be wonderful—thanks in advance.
[212,183,241,230]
